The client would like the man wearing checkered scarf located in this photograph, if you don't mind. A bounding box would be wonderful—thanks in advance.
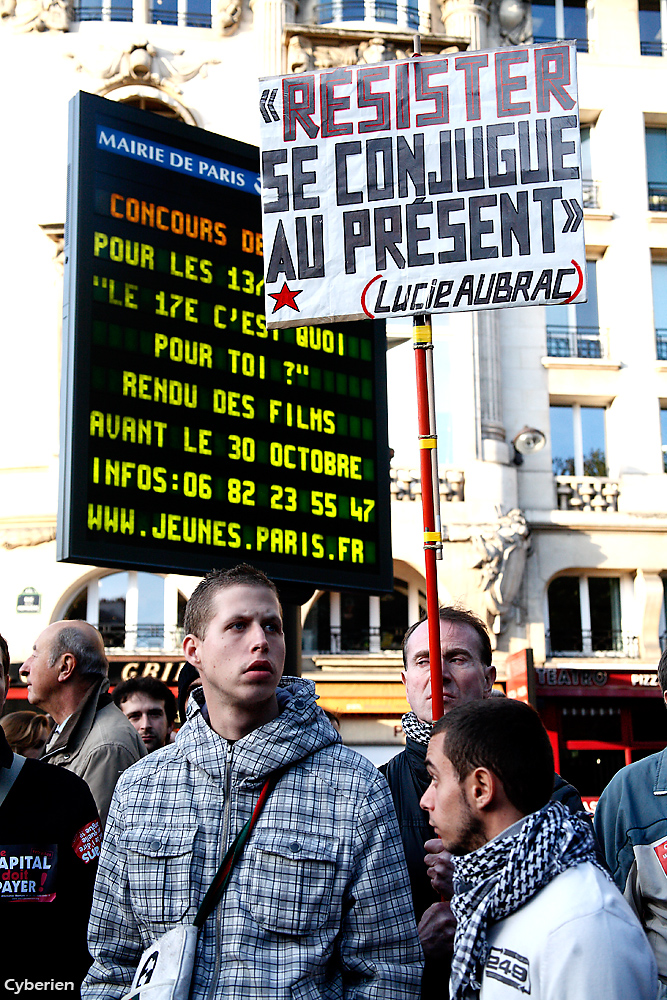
[420,698,658,1000]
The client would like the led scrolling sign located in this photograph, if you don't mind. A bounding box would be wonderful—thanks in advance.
[59,93,392,591]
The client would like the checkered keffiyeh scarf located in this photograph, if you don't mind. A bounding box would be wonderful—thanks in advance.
[400,712,432,745]
[450,800,608,1000]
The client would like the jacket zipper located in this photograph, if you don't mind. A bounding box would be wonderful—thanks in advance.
[206,740,234,1000]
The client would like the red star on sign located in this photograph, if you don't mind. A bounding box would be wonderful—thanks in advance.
[269,282,303,313]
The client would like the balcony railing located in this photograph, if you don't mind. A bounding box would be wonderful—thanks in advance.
[546,630,640,658]
[315,625,405,654]
[546,325,606,360]
[656,329,667,360]
[533,34,588,52]
[148,7,212,23]
[314,0,419,24]
[99,623,185,651]
[75,3,133,17]
[555,477,619,512]
[391,467,464,502]
[582,180,599,210]
[649,182,667,212]
[641,39,666,55]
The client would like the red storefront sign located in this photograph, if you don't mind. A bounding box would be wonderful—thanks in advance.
[535,667,661,698]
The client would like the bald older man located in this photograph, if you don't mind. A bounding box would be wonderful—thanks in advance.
[20,620,146,824]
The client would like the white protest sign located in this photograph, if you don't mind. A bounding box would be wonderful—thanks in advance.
[259,43,586,328]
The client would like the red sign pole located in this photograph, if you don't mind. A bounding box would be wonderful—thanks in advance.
[411,35,443,722]
[413,312,444,722]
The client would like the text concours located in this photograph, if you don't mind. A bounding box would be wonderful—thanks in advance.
[259,43,586,327]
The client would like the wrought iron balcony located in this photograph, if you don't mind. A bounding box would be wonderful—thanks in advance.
[311,626,405,654]
[546,629,640,658]
[75,3,132,17]
[533,34,588,53]
[98,623,185,651]
[546,325,606,360]
[314,0,419,25]
[555,477,619,512]
[649,183,667,212]
[582,180,599,210]
[657,329,667,360]
[641,39,666,55]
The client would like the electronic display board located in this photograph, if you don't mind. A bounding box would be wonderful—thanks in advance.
[59,92,392,592]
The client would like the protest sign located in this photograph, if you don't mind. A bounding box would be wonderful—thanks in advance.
[259,43,586,328]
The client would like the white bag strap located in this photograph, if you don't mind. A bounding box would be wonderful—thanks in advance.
[0,754,26,807]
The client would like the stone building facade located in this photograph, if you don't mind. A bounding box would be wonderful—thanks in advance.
[2,0,667,788]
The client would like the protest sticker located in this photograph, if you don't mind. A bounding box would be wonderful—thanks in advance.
[72,819,102,864]
[0,846,58,901]
[259,42,586,328]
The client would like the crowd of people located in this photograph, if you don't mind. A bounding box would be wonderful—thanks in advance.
[0,562,665,998]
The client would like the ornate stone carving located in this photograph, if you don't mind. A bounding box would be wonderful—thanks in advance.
[213,0,242,36]
[1,527,56,549]
[496,0,530,45]
[287,33,313,72]
[65,39,219,92]
[8,0,71,33]
[471,508,530,633]
[39,223,65,274]
[284,25,468,73]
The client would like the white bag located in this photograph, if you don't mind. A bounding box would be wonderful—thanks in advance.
[121,924,199,1000]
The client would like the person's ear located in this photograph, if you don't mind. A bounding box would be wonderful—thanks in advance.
[466,766,496,811]
[57,652,78,683]
[483,665,497,696]
[183,634,201,669]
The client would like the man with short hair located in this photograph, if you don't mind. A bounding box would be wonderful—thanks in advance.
[20,620,146,824]
[1,631,102,994]
[84,563,422,999]
[421,698,657,1000]
[595,646,667,997]
[112,676,176,752]
[382,607,593,995]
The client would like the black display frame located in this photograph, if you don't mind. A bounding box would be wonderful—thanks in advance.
[59,92,392,592]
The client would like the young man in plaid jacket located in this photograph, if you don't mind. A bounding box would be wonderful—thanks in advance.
[83,564,423,999]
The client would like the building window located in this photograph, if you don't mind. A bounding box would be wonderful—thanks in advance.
[547,575,637,656]
[646,127,667,211]
[661,408,667,472]
[652,262,667,358]
[639,0,665,54]
[151,0,211,26]
[315,0,419,29]
[63,572,186,651]
[75,0,211,23]
[580,126,599,208]
[550,403,607,476]
[531,0,589,51]
[302,579,420,654]
[546,261,603,358]
[75,0,132,19]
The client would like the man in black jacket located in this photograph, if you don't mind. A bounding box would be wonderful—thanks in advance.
[0,632,101,996]
[381,607,592,997]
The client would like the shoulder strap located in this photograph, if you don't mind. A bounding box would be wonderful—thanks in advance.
[0,754,26,807]
[193,768,282,929]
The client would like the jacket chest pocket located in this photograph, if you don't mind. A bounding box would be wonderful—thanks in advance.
[245,828,339,936]
[120,825,197,928]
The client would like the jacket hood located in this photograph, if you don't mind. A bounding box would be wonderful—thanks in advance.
[175,676,340,783]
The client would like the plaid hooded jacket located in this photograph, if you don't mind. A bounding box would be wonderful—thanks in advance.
[83,677,423,999]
